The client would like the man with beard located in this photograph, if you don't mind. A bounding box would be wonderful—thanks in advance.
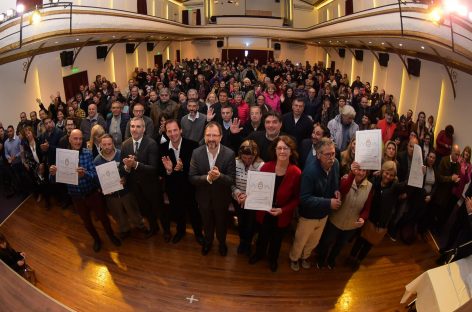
[150,88,180,130]
[245,111,284,162]
[181,99,206,144]
[189,122,235,256]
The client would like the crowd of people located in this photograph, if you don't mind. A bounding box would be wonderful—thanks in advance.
[1,57,471,274]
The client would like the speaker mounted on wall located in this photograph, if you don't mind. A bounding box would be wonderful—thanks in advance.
[60,51,74,67]
[378,53,389,67]
[217,40,224,48]
[147,42,155,52]
[338,48,345,58]
[354,50,363,61]
[126,43,135,54]
[407,58,421,77]
[96,46,108,59]
[274,43,281,51]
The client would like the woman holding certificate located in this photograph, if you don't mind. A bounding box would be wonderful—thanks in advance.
[249,136,301,272]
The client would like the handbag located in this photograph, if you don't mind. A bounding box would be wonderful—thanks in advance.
[21,264,37,285]
[361,220,387,246]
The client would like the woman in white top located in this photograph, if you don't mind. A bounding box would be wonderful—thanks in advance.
[232,140,264,256]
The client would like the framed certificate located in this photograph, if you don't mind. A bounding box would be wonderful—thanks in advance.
[245,171,276,211]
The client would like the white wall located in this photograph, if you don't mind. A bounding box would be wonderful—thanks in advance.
[1,43,471,149]
[246,0,282,17]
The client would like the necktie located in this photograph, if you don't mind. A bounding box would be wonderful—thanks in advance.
[135,141,139,154]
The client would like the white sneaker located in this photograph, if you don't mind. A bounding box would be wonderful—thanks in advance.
[301,259,312,269]
[290,260,300,272]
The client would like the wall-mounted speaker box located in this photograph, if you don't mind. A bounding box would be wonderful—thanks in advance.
[126,43,135,54]
[354,49,363,61]
[147,42,154,52]
[378,53,389,67]
[96,46,108,59]
[217,40,224,48]
[60,51,74,67]
[407,58,421,77]
[210,16,216,23]
[274,43,281,51]
[338,48,345,58]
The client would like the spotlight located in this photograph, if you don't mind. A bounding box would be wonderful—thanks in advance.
[429,7,443,24]
[443,0,459,14]
[16,4,25,14]
[6,9,15,17]
[31,9,41,24]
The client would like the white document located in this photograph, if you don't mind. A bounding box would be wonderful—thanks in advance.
[408,144,424,188]
[56,148,79,185]
[355,129,382,171]
[244,171,276,211]
[96,161,123,195]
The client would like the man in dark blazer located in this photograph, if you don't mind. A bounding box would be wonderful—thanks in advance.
[120,117,161,237]
[106,101,129,148]
[189,122,236,256]
[160,119,204,245]
[281,97,313,146]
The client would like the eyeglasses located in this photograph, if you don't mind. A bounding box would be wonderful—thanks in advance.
[321,152,335,158]
[276,146,290,151]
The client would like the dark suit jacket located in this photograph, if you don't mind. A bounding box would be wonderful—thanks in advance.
[189,144,236,209]
[120,136,159,194]
[160,138,198,199]
[106,113,130,142]
[282,112,313,145]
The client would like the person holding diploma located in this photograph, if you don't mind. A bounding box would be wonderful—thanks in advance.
[289,137,340,272]
[49,129,121,252]
[94,134,145,240]
[249,136,301,272]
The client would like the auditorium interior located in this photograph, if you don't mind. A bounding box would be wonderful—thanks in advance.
[0,0,472,311]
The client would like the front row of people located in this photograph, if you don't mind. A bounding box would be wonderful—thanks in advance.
[45,117,446,273]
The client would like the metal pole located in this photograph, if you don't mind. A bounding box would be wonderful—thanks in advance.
[450,14,455,52]
[398,0,404,36]
[69,3,72,34]
[19,14,23,49]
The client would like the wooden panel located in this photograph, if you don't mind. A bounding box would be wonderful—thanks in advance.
[0,197,437,311]
[0,261,72,312]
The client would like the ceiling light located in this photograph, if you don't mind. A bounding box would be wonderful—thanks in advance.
[76,38,80,41]
[112,35,116,38]
[31,10,41,24]
[429,7,443,23]
[54,41,58,44]
[16,4,25,14]
[399,43,403,47]
[368,41,372,44]
[318,41,321,44]
[6,9,15,17]
[421,46,425,49]
[381,42,385,45]
[443,0,460,14]
[456,4,468,17]
[344,41,348,43]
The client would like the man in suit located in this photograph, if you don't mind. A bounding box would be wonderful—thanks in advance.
[160,119,204,245]
[125,103,155,140]
[106,101,129,148]
[282,97,313,146]
[189,122,236,256]
[120,117,161,237]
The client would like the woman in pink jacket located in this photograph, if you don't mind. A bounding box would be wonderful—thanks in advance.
[263,84,281,113]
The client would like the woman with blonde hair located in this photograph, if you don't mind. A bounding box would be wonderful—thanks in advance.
[382,140,398,163]
[87,124,105,158]
[232,140,264,255]
[348,160,406,270]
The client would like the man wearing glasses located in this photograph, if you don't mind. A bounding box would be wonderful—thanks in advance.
[125,102,155,140]
[189,122,235,257]
[289,137,341,271]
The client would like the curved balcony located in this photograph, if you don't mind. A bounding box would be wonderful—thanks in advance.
[0,1,470,73]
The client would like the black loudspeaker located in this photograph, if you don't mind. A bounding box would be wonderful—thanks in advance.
[355,49,363,61]
[126,43,135,54]
[378,53,389,67]
[96,46,108,59]
[338,48,345,58]
[217,40,224,48]
[210,16,216,23]
[147,42,154,52]
[274,43,281,50]
[407,58,421,77]
[60,51,74,67]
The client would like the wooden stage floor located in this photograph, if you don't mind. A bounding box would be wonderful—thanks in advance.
[1,197,437,311]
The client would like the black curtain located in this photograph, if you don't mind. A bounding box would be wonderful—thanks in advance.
[137,0,148,15]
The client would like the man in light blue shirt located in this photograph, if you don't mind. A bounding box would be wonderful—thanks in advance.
[4,125,25,196]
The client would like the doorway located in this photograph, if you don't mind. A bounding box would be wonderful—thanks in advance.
[63,71,88,101]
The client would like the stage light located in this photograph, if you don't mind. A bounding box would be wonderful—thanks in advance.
[6,9,15,17]
[31,9,41,24]
[16,4,25,14]
[443,0,460,14]
[429,7,443,24]
[456,4,468,17]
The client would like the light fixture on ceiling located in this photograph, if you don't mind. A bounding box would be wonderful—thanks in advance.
[381,42,385,45]
[31,9,41,24]
[54,41,58,44]
[16,4,25,14]
[421,46,425,49]
[368,41,372,44]
[398,43,403,47]
[76,38,80,41]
